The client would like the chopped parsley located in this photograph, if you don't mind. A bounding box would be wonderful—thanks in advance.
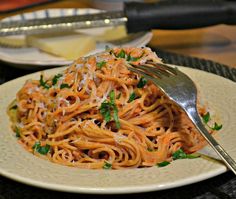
[52,74,63,85]
[128,92,136,103]
[32,141,50,155]
[96,61,106,69]
[60,83,70,89]
[40,73,64,89]
[118,50,141,61]
[137,77,147,88]
[112,49,143,62]
[109,90,115,103]
[100,102,111,123]
[202,112,210,123]
[126,54,140,62]
[202,112,222,131]
[110,90,120,129]
[103,161,112,169]
[39,75,50,89]
[154,149,199,168]
[157,161,170,167]
[15,127,20,138]
[113,105,120,129]
[116,49,126,58]
[99,90,120,129]
[211,122,223,131]
[172,149,200,160]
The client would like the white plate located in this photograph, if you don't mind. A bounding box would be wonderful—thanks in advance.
[0,8,152,69]
[0,66,236,194]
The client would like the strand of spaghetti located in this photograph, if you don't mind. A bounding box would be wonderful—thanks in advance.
[59,103,97,122]
[162,104,175,132]
[127,109,167,125]
[46,138,71,146]
[96,73,137,85]
[48,124,78,138]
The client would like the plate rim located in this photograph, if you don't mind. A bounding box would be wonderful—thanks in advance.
[0,164,225,194]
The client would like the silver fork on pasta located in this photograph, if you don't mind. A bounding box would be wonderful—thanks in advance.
[126,61,236,175]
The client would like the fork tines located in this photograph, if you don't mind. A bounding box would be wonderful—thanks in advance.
[146,61,177,76]
[128,61,177,80]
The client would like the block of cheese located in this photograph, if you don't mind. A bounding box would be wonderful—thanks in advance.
[95,25,127,42]
[0,35,26,47]
[26,32,96,60]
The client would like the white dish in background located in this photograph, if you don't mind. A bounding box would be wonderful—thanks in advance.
[0,66,236,194]
[0,8,152,70]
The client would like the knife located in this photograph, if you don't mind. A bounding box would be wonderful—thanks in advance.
[0,0,236,36]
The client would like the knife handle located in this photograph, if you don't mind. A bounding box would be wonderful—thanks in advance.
[124,0,236,32]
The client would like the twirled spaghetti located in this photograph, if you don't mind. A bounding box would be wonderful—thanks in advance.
[8,47,213,169]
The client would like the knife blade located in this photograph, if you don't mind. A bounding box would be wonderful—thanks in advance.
[0,0,236,36]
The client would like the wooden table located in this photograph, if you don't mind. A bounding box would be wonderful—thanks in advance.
[0,0,236,68]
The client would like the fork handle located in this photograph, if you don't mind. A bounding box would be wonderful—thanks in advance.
[125,0,236,33]
[187,109,236,175]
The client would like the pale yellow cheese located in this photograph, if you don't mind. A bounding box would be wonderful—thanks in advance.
[26,32,96,60]
[95,25,127,42]
[25,25,127,60]
[0,36,26,47]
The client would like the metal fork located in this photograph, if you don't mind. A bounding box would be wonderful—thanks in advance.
[127,61,236,175]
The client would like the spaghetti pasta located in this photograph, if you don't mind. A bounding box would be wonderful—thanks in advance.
[8,47,213,169]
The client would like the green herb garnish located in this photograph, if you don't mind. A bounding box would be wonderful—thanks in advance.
[113,105,120,129]
[39,75,50,89]
[32,141,50,155]
[202,112,222,131]
[110,90,120,128]
[52,74,63,85]
[15,127,20,138]
[109,90,115,104]
[112,49,144,62]
[103,161,112,169]
[172,149,199,160]
[211,122,223,131]
[202,112,210,123]
[96,61,106,69]
[128,92,136,103]
[127,51,144,62]
[100,90,120,129]
[137,77,147,88]
[157,161,170,167]
[116,49,126,58]
[127,54,139,62]
[100,101,112,123]
[60,83,70,89]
